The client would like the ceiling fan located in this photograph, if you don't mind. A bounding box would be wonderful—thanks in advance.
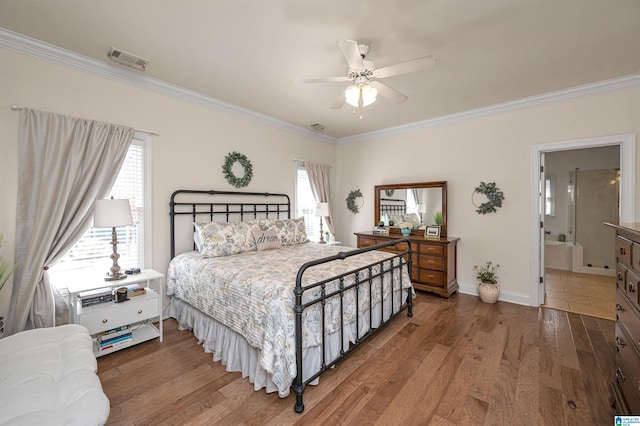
[293,40,436,118]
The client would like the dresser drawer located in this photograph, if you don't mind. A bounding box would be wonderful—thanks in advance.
[419,256,445,271]
[627,269,640,309]
[615,347,640,414]
[419,244,444,257]
[358,237,378,247]
[420,269,444,287]
[616,323,640,411]
[618,263,628,291]
[617,235,633,267]
[78,294,159,335]
[633,243,640,274]
[617,290,640,353]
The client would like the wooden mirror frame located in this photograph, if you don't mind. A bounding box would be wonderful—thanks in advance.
[374,181,448,237]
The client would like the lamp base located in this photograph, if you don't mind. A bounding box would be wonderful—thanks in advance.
[104,272,127,281]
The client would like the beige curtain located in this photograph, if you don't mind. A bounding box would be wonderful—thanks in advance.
[7,108,133,335]
[303,161,335,237]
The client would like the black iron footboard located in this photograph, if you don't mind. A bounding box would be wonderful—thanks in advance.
[292,239,413,413]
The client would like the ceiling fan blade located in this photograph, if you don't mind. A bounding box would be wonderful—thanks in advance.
[370,81,408,104]
[338,39,365,70]
[293,76,349,84]
[330,89,346,109]
[372,56,436,79]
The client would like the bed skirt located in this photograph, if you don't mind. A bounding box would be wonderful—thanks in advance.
[168,289,408,398]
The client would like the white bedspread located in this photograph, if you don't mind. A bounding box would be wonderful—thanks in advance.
[167,242,413,395]
[0,324,110,426]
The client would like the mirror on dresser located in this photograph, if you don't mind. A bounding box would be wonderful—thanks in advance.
[374,181,447,237]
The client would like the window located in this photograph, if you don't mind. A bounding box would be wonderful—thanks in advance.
[295,162,321,242]
[51,134,151,285]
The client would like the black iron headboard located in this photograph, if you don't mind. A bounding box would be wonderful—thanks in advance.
[380,198,407,215]
[169,189,291,259]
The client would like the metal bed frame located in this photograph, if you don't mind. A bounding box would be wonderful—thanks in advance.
[380,197,407,215]
[169,189,413,413]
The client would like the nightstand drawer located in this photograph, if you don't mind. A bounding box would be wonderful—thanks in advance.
[78,293,159,335]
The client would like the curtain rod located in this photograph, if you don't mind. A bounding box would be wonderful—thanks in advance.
[10,104,159,137]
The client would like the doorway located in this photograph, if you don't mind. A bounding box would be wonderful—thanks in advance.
[530,134,635,308]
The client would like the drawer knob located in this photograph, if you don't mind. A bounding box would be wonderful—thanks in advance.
[428,275,434,279]
[617,336,627,347]
[616,303,625,312]
[138,309,143,314]
[428,260,434,265]
[102,319,108,324]
[620,247,627,255]
[617,367,626,382]
[618,273,624,282]
[630,284,635,293]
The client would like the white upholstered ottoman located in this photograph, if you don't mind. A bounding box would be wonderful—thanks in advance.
[0,324,110,425]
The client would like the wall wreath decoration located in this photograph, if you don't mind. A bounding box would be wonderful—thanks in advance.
[222,151,253,188]
[346,189,364,214]
[472,181,505,215]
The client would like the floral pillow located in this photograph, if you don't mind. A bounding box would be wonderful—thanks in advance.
[261,217,308,246]
[194,220,257,257]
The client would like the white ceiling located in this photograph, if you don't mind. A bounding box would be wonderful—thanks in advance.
[1,0,639,139]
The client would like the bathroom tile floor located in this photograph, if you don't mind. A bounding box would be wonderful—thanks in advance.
[542,268,615,320]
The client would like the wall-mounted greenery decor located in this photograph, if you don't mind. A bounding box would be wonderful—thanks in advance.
[222,151,253,188]
[472,181,505,214]
[346,189,363,214]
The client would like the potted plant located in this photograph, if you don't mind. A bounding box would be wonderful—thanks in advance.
[474,261,500,303]
[433,211,443,226]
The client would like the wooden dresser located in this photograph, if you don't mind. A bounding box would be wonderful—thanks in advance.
[354,231,459,298]
[607,222,640,414]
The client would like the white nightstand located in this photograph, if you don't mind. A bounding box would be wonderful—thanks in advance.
[67,269,164,357]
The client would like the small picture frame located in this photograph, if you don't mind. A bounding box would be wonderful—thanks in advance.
[425,225,441,239]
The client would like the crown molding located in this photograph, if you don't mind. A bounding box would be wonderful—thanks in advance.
[338,72,640,144]
[0,28,336,144]
[3,27,639,145]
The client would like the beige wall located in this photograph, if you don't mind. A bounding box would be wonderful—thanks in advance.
[2,45,640,314]
[336,86,640,303]
[0,48,336,317]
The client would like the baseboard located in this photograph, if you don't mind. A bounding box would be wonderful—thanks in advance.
[458,282,532,306]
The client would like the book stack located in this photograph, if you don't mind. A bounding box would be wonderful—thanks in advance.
[78,287,114,307]
[97,325,133,352]
[372,227,388,235]
[125,283,146,297]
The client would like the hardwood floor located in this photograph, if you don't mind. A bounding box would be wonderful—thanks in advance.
[98,293,616,425]
[543,268,616,320]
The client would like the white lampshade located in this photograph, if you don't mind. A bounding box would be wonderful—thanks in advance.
[345,84,377,107]
[94,198,133,228]
[315,202,329,218]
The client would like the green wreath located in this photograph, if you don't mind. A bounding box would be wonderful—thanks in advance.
[346,189,363,214]
[222,151,253,188]
[472,182,505,214]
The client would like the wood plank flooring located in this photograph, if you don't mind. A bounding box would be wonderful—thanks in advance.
[97,293,616,425]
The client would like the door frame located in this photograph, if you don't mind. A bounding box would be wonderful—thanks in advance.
[530,133,635,306]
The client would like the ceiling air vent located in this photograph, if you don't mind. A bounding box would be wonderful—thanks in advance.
[107,47,149,71]
[310,123,326,132]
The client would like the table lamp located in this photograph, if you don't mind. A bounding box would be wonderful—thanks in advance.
[315,202,329,244]
[94,198,133,281]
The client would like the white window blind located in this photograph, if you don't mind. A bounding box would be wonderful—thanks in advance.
[51,138,147,284]
[295,162,321,242]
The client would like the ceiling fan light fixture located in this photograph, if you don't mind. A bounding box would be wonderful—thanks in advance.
[345,83,377,107]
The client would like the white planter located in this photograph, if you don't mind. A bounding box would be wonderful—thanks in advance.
[478,280,500,303]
